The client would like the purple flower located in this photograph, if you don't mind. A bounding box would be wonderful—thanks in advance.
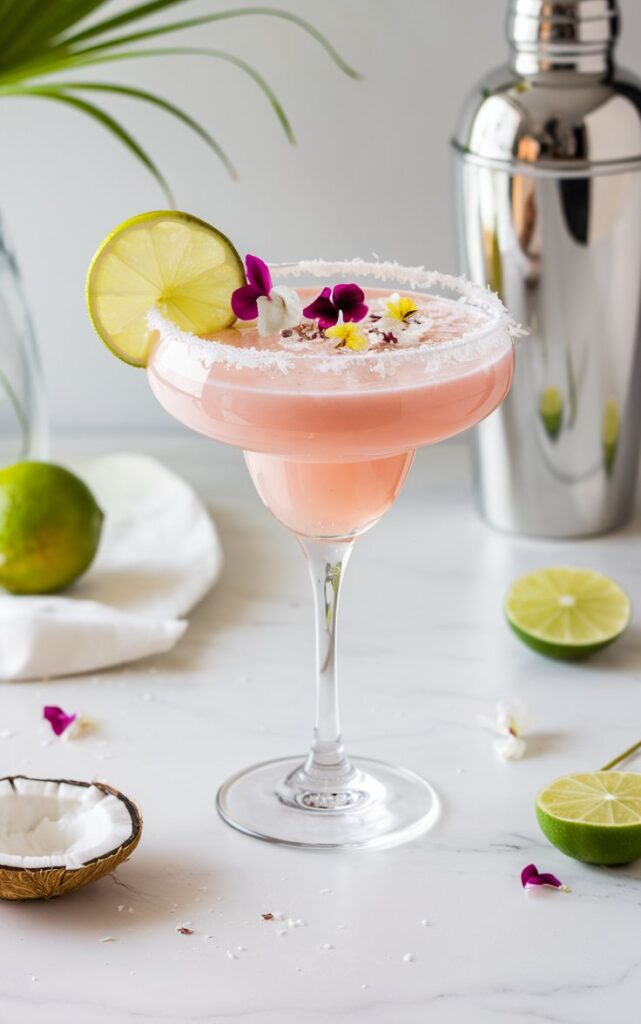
[521,864,566,890]
[231,254,303,336]
[231,254,273,321]
[43,705,77,737]
[303,283,368,330]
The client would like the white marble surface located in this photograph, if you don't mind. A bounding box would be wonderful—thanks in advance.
[2,433,641,1024]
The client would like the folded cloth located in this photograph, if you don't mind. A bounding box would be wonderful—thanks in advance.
[0,453,223,681]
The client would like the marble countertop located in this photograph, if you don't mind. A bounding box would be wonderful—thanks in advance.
[2,432,641,1024]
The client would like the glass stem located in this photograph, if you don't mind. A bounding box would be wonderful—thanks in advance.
[298,537,355,782]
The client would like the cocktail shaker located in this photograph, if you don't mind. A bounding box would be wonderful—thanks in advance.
[453,0,641,537]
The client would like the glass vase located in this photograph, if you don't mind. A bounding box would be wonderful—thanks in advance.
[0,218,47,466]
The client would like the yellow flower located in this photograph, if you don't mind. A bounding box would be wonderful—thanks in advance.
[325,322,368,351]
[385,294,418,322]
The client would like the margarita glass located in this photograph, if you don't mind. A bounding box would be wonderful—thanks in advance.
[147,259,516,849]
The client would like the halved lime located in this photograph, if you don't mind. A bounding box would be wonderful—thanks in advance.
[505,567,631,660]
[86,211,245,367]
[536,772,641,864]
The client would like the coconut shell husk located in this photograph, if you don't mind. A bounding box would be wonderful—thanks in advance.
[0,776,142,901]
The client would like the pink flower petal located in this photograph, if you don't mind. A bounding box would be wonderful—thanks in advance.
[231,284,260,321]
[521,863,564,889]
[302,287,337,329]
[333,283,368,322]
[245,254,272,297]
[342,302,369,324]
[43,705,77,737]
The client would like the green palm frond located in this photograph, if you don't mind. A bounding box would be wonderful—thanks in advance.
[44,80,238,178]
[14,85,174,202]
[0,0,358,198]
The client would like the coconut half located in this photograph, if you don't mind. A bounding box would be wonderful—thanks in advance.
[0,776,142,900]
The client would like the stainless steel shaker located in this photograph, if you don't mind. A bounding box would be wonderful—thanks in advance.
[453,0,641,537]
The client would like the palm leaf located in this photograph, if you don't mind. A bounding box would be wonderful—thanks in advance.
[51,80,237,177]
[49,47,295,143]
[55,7,360,81]
[10,85,173,204]
[0,1,358,197]
[60,0,191,43]
[0,0,43,54]
[0,1,107,62]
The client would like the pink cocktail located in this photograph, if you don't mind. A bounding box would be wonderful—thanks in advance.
[147,260,515,849]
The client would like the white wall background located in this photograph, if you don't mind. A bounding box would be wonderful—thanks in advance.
[1,0,640,433]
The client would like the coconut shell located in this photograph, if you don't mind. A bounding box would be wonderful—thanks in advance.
[0,777,142,901]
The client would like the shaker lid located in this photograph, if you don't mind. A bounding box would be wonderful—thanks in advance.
[453,0,641,174]
[508,0,619,59]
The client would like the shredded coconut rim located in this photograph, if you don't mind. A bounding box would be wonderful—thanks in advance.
[148,259,522,376]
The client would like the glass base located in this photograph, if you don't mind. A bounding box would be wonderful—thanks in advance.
[216,756,440,850]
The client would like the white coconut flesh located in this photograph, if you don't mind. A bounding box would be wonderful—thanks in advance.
[0,778,135,870]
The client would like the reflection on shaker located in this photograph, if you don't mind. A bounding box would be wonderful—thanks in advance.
[603,397,619,477]
[539,387,563,440]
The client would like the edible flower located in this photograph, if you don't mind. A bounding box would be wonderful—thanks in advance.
[43,705,77,737]
[477,699,530,761]
[325,322,368,351]
[303,283,368,329]
[384,294,418,323]
[521,864,569,891]
[231,254,301,337]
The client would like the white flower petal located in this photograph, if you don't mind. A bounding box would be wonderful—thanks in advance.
[494,734,527,761]
[376,317,403,337]
[496,699,532,737]
[256,287,302,337]
[480,700,531,737]
[270,285,302,322]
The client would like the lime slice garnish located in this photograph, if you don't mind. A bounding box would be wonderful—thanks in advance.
[536,772,641,864]
[539,386,563,439]
[505,566,631,660]
[86,211,245,367]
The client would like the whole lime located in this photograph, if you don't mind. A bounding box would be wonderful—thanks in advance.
[0,462,103,594]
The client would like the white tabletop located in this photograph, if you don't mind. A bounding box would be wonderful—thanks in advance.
[2,433,641,1024]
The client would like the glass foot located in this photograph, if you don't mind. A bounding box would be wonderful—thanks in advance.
[216,756,440,850]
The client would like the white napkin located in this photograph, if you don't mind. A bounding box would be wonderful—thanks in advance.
[0,453,223,681]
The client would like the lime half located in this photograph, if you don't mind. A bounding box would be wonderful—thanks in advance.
[505,566,631,660]
[86,211,245,366]
[536,772,641,864]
